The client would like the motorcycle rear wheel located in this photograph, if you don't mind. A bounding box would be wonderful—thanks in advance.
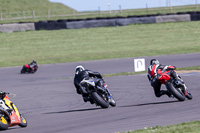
[91,92,109,108]
[0,116,8,130]
[166,82,185,101]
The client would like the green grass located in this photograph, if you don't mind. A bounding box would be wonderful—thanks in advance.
[121,121,200,133]
[103,65,200,77]
[1,21,200,67]
[0,3,200,24]
[0,0,76,23]
[177,66,200,70]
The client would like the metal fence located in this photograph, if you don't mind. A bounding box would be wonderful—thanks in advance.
[0,4,200,21]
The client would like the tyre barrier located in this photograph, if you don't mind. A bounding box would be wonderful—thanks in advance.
[116,16,156,26]
[0,12,200,33]
[66,19,116,29]
[35,21,67,30]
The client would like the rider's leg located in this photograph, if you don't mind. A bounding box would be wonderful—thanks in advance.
[152,80,172,97]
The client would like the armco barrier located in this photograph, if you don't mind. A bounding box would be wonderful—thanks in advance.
[1,12,200,33]
[0,23,35,33]
[155,14,191,23]
[66,19,116,29]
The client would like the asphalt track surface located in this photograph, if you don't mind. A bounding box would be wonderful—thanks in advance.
[1,53,200,133]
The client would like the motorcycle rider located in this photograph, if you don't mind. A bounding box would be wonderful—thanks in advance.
[147,59,185,98]
[74,65,105,102]
[29,60,37,72]
[0,91,12,114]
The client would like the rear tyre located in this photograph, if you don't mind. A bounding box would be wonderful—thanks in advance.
[0,116,8,130]
[166,82,185,101]
[91,92,109,108]
[19,115,27,128]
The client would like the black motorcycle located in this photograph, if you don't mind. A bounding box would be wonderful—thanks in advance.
[80,78,116,108]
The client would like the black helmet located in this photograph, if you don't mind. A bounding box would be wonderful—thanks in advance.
[150,59,160,65]
[0,91,7,99]
[75,65,85,74]
[33,60,37,64]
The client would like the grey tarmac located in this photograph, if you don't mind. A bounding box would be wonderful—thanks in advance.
[0,53,200,133]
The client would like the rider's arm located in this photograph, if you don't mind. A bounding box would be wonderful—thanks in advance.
[87,70,103,79]
[167,65,176,70]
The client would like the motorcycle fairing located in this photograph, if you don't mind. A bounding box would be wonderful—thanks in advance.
[9,111,21,127]
[4,98,21,120]
[25,64,30,69]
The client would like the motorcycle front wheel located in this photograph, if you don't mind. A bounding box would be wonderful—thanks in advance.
[91,91,109,108]
[19,115,27,128]
[21,66,26,74]
[0,116,8,130]
[185,90,193,100]
[109,97,116,107]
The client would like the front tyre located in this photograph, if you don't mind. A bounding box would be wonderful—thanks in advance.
[185,90,193,100]
[19,115,27,128]
[91,92,109,108]
[0,116,8,130]
[109,97,116,107]
[166,82,185,101]
[21,66,26,74]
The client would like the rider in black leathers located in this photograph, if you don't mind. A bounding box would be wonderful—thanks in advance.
[74,65,104,102]
[29,60,37,72]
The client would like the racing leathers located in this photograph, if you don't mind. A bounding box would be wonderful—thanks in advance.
[74,69,104,102]
[29,61,37,72]
[147,64,180,97]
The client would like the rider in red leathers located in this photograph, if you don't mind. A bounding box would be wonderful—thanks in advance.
[147,59,184,98]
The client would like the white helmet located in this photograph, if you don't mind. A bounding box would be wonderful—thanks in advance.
[75,65,85,74]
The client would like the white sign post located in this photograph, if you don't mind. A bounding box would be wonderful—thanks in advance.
[134,58,145,72]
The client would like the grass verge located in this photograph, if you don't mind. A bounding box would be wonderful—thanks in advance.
[121,121,200,133]
[103,65,200,77]
[0,21,200,67]
[61,66,200,79]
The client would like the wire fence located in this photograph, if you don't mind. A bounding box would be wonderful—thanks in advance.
[0,4,200,21]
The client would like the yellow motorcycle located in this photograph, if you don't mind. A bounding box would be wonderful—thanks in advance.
[0,92,27,130]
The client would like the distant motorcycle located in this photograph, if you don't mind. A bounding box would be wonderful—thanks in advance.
[158,69,192,101]
[80,78,116,108]
[21,64,38,74]
[0,92,27,130]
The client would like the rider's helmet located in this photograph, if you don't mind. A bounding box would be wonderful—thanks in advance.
[0,91,6,99]
[75,65,85,74]
[33,60,37,64]
[150,59,160,65]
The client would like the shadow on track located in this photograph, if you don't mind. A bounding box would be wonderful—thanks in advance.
[119,100,179,108]
[44,107,102,114]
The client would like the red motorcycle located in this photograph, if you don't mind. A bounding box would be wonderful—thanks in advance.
[21,64,38,74]
[158,68,192,101]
